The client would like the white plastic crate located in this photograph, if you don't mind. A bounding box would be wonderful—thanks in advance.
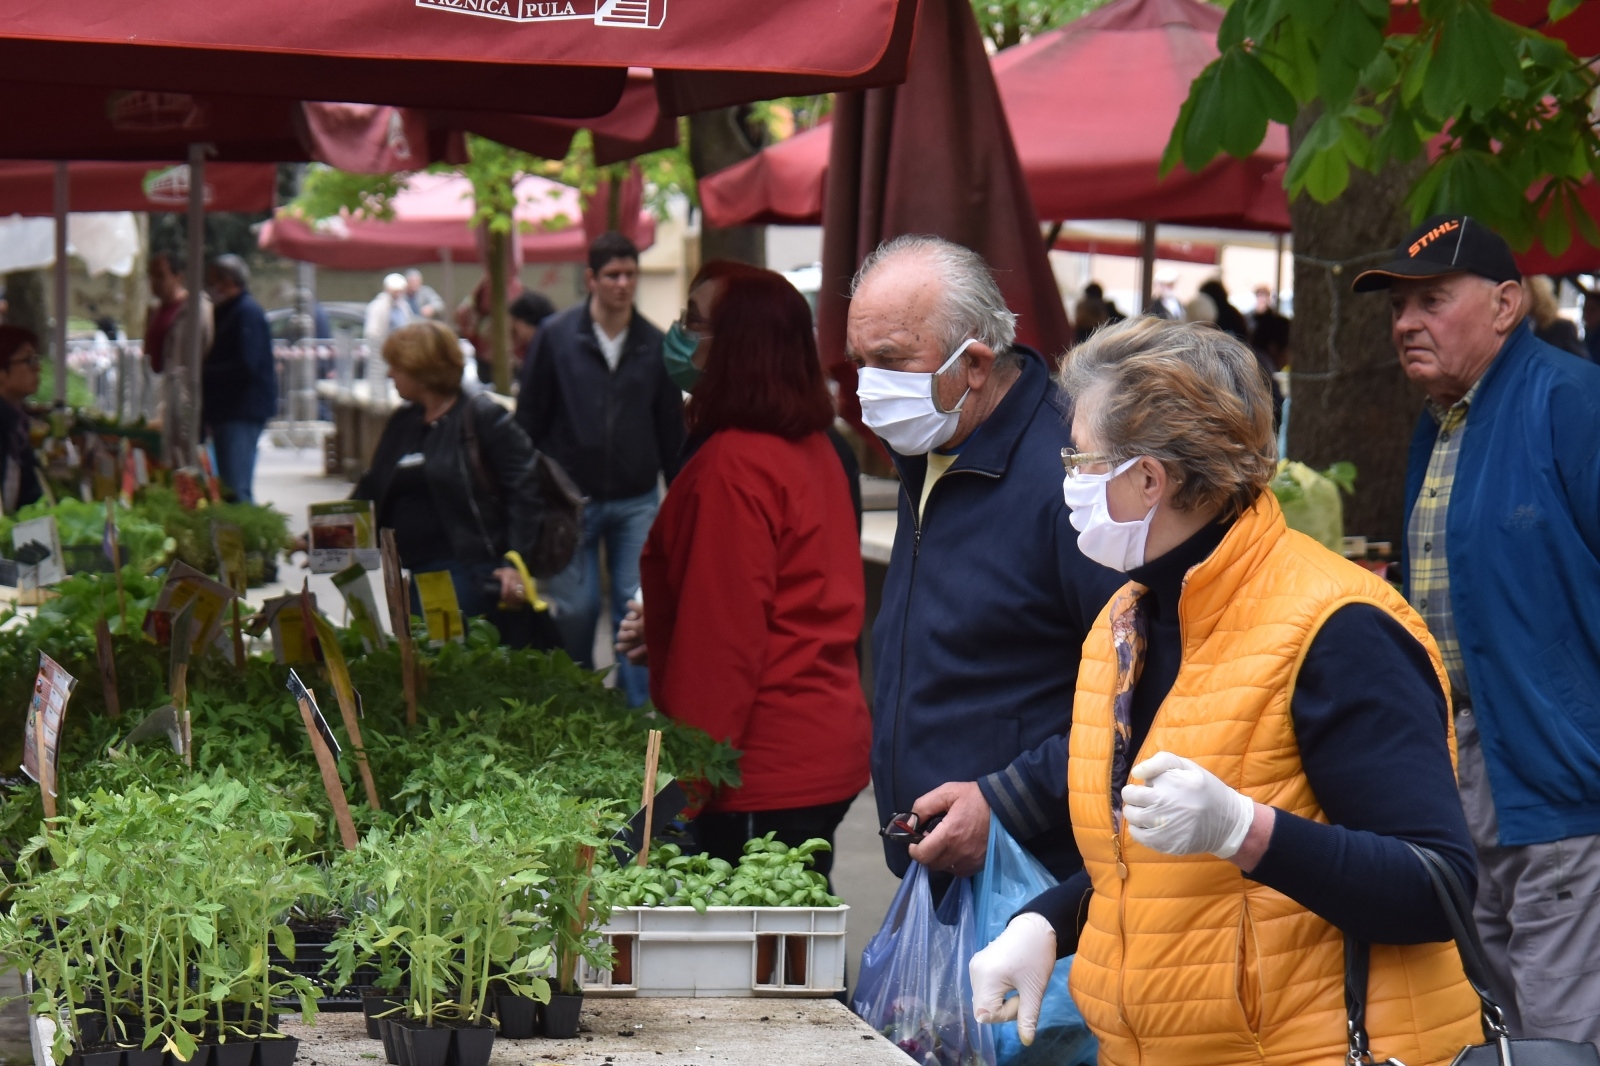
[580,905,848,998]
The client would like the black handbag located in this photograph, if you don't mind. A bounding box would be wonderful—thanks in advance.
[1344,842,1600,1066]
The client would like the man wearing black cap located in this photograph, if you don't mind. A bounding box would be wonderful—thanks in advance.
[1355,214,1600,1048]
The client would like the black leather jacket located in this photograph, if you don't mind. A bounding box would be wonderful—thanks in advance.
[353,393,541,567]
[514,301,685,501]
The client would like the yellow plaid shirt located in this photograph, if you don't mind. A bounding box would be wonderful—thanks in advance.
[1407,380,1481,704]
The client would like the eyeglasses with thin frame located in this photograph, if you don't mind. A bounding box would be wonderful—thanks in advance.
[1060,447,1118,480]
[4,353,41,372]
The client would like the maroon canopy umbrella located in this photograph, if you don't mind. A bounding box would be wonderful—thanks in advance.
[0,76,675,170]
[0,161,277,216]
[816,0,1071,441]
[0,0,917,115]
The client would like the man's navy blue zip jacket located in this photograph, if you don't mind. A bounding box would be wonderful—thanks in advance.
[871,350,1123,880]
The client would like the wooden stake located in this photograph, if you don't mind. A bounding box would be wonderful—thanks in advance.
[294,690,359,851]
[35,706,53,821]
[636,730,663,867]
[559,845,598,992]
[380,529,418,727]
[94,618,120,718]
[231,599,245,674]
[309,611,381,813]
[173,663,191,769]
[108,516,126,629]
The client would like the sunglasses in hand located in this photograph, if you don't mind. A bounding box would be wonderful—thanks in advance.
[880,811,945,844]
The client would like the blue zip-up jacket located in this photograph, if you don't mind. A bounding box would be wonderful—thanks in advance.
[1404,319,1600,846]
[872,352,1123,879]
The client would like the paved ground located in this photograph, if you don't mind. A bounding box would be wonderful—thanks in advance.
[252,443,902,999]
[289,1000,911,1066]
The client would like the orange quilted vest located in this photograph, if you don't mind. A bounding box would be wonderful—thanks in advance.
[1067,493,1481,1066]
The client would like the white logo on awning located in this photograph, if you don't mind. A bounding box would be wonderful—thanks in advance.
[415,0,666,28]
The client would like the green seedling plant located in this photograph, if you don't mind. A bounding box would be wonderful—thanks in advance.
[722,835,841,908]
[602,835,842,911]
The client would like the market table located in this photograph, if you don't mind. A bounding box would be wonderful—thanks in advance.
[280,1000,911,1066]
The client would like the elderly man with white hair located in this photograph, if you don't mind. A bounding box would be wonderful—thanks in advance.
[848,234,1121,884]
[365,272,414,344]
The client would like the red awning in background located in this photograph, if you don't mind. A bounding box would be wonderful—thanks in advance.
[1389,1,1600,55]
[0,0,917,115]
[994,0,1287,228]
[0,161,278,216]
[259,171,654,270]
[1054,233,1218,264]
[698,122,830,227]
[700,0,1291,232]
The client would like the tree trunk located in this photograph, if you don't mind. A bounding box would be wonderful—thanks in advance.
[487,226,512,395]
[4,270,48,339]
[688,108,766,267]
[1285,111,1427,548]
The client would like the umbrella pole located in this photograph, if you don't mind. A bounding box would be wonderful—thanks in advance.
[182,144,207,469]
[441,247,454,319]
[1273,233,1285,313]
[1138,220,1157,315]
[52,161,68,408]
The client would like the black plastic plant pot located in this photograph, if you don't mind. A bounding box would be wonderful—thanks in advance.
[254,1035,298,1066]
[363,992,407,1041]
[401,1025,450,1066]
[392,1023,413,1066]
[540,994,583,1040]
[378,1020,400,1066]
[170,1044,212,1066]
[67,1047,124,1066]
[210,1041,256,1066]
[123,1046,164,1066]
[494,996,538,1040]
[448,1025,493,1066]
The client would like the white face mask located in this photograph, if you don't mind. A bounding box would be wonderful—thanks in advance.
[856,339,976,456]
[1062,457,1156,572]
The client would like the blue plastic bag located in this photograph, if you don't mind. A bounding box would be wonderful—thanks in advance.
[972,816,1097,1066]
[853,862,996,1066]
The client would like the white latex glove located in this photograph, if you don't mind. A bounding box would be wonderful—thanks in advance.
[969,912,1057,1046]
[1121,751,1256,859]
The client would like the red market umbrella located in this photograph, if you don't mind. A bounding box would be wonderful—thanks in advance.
[0,161,277,216]
[259,171,655,269]
[701,0,1290,232]
[0,0,918,115]
[0,77,675,171]
[816,0,1072,440]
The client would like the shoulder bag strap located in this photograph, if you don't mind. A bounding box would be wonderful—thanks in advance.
[1345,843,1512,1065]
[457,393,501,499]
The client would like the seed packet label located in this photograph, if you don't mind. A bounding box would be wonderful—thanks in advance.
[21,653,75,800]
[212,521,248,595]
[12,516,65,587]
[268,603,315,665]
[132,447,148,487]
[309,500,380,573]
[145,561,238,654]
[286,669,341,761]
[332,562,387,653]
[414,569,464,646]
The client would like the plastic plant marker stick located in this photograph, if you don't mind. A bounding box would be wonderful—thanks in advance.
[288,669,359,850]
[230,599,245,675]
[310,609,381,812]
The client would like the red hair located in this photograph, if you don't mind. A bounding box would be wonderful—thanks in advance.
[686,269,835,441]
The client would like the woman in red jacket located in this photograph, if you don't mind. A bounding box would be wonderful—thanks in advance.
[638,267,871,879]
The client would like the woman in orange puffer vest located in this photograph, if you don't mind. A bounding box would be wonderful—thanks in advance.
[969,317,1482,1066]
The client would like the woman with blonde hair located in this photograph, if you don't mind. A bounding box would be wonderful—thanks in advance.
[352,320,556,648]
[1526,274,1587,357]
[970,317,1481,1065]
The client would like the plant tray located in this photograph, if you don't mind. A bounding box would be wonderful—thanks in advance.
[579,906,847,998]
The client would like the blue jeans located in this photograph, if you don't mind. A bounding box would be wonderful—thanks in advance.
[211,419,265,503]
[543,489,657,706]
